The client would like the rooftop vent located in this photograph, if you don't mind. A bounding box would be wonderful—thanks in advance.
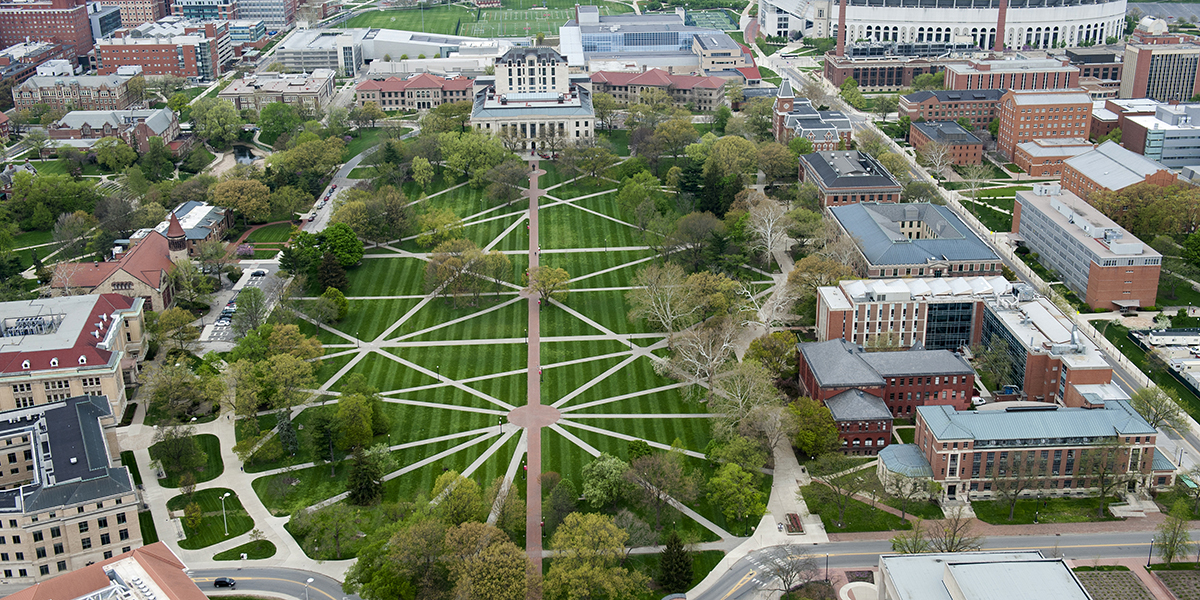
[69,457,77,464]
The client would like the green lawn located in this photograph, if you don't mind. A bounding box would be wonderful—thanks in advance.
[598,129,630,155]
[344,128,384,161]
[166,488,255,549]
[801,482,913,532]
[149,434,224,488]
[213,540,277,560]
[894,428,915,444]
[246,223,295,243]
[348,166,377,179]
[139,511,159,544]
[120,451,143,486]
[962,197,1012,233]
[341,5,485,36]
[12,230,53,249]
[972,495,1123,525]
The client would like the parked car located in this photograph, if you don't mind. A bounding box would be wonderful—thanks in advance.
[214,578,236,589]
[251,270,267,277]
[972,397,986,406]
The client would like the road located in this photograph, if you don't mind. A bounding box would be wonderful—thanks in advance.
[191,567,358,600]
[694,529,1171,600]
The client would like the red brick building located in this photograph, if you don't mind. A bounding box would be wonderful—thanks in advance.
[943,57,1080,91]
[909,121,983,165]
[0,0,92,61]
[997,88,1092,160]
[826,389,893,456]
[95,18,230,80]
[798,151,902,207]
[1012,138,1094,177]
[1060,140,1176,198]
[798,339,976,419]
[899,89,1003,131]
[1119,18,1200,102]
[47,107,180,153]
[355,73,474,111]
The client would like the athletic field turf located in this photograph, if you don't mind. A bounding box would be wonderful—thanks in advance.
[340,1,631,37]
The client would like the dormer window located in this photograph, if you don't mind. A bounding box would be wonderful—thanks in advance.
[21,360,29,370]
[49,358,58,367]
[78,356,86,365]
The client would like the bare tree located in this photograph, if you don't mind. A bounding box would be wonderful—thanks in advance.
[740,405,799,455]
[1130,386,1189,436]
[990,450,1048,521]
[709,361,783,438]
[810,453,870,529]
[1080,438,1138,518]
[736,281,796,330]
[746,192,794,270]
[890,519,932,554]
[658,316,739,399]
[800,76,828,107]
[51,261,86,296]
[927,507,983,552]
[759,545,820,597]
[626,263,702,334]
[960,162,993,199]
[920,142,953,179]
[622,452,698,529]
[880,470,928,521]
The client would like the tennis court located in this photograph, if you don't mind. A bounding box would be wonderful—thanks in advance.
[685,9,737,30]
[464,4,626,37]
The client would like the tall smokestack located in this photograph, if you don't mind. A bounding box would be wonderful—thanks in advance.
[836,0,847,57]
[994,0,1008,51]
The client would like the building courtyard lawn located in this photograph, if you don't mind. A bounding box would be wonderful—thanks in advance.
[214,539,277,561]
[166,488,254,549]
[149,434,224,488]
[800,482,913,533]
[971,495,1123,525]
[246,223,295,243]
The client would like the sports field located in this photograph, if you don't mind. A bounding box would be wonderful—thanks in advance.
[340,1,632,37]
[685,9,737,30]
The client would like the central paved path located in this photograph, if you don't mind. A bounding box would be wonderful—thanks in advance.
[524,160,549,578]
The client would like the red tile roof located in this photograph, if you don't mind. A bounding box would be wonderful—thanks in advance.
[53,230,174,291]
[737,66,762,81]
[590,69,725,90]
[7,543,205,600]
[166,212,184,238]
[0,293,134,376]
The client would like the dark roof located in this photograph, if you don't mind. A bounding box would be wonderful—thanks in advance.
[24,395,133,512]
[799,339,884,388]
[861,349,975,377]
[499,46,566,63]
[825,389,893,422]
[829,202,999,267]
[912,121,982,145]
[799,151,901,191]
[902,89,1005,104]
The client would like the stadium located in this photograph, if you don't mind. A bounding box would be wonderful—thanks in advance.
[758,0,1127,51]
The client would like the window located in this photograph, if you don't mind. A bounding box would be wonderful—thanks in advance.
[36,547,45,559]
[53,543,63,555]
[100,533,110,545]
[118,529,129,541]
[81,538,91,550]
[50,527,60,538]
[116,513,126,525]
[56,561,66,572]
[37,566,47,576]
[31,531,41,543]
[98,518,107,529]
[103,550,112,559]
[78,522,88,533]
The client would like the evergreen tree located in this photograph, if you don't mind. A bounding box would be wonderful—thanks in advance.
[658,530,693,593]
[347,448,384,505]
[317,252,348,291]
[544,479,578,533]
[277,409,299,456]
[30,247,40,269]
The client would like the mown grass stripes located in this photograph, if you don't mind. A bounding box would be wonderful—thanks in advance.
[539,202,641,249]
[346,257,428,297]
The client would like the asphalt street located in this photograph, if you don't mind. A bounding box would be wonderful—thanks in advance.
[192,567,359,600]
[695,529,1171,600]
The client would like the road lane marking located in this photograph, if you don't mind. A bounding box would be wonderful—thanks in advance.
[190,577,338,600]
[720,570,757,600]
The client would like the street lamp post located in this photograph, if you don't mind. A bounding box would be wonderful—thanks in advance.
[305,578,314,600]
[220,492,231,536]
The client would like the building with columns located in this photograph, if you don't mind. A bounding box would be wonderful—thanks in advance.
[469,47,594,153]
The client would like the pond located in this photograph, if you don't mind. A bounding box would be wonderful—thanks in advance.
[233,145,259,164]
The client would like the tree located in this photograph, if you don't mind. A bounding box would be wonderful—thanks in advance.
[759,545,820,597]
[972,334,1014,389]
[544,479,578,532]
[875,94,899,122]
[707,463,765,522]
[389,517,448,594]
[928,507,983,552]
[53,210,95,260]
[710,360,782,439]
[657,530,692,593]
[920,142,953,178]
[211,179,271,225]
[990,448,1048,521]
[663,316,739,397]
[485,159,529,205]
[337,393,374,451]
[269,186,312,220]
[347,447,385,505]
[321,222,364,268]
[411,156,434,191]
[789,397,840,457]
[626,262,702,333]
[573,144,619,181]
[524,266,570,302]
[903,180,940,204]
[151,426,206,475]
[433,470,485,525]
[713,105,732,135]
[155,306,199,354]
[1130,386,1188,435]
[960,162,993,199]
[259,102,301,143]
[839,77,866,109]
[757,142,794,185]
[544,513,650,600]
[856,128,889,158]
[290,503,361,559]
[911,72,945,91]
[93,137,138,172]
[704,136,757,179]
[881,469,928,522]
[452,539,537,600]
[890,519,933,554]
[317,252,348,291]
[1156,500,1194,566]
[787,254,855,300]
[24,128,49,157]
[788,136,814,159]
[592,92,620,130]
[725,81,745,107]
[656,117,699,159]
[581,453,628,509]
[746,331,799,380]
[745,191,793,268]
[1080,438,1137,518]
[142,362,223,423]
[877,152,911,183]
[670,211,725,269]
[624,452,698,528]
[416,208,463,247]
[168,92,190,115]
[190,98,243,148]
[319,286,349,321]
[811,453,869,528]
[277,409,299,456]
[355,102,387,127]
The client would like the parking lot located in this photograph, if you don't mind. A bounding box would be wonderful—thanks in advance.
[202,263,287,346]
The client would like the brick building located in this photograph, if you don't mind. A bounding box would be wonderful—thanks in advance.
[221,69,336,112]
[997,88,1092,160]
[1013,184,1161,310]
[823,51,965,92]
[47,108,180,153]
[99,0,167,27]
[828,203,1001,279]
[899,88,1003,130]
[890,400,1173,502]
[95,17,230,80]
[1012,138,1094,177]
[1120,17,1200,102]
[0,0,93,61]
[51,224,182,311]
[770,80,852,149]
[0,294,144,415]
[826,389,893,456]
[0,41,75,84]
[1090,98,1164,141]
[142,201,232,257]
[909,121,983,165]
[354,72,474,111]
[1060,140,1176,198]
[797,151,901,207]
[588,69,726,113]
[943,57,1080,91]
[797,339,976,418]
[13,74,129,112]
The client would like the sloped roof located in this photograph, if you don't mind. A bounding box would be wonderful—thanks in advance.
[829,202,998,267]
[52,108,175,137]
[878,444,934,477]
[357,73,473,93]
[53,230,173,291]
[917,399,1155,442]
[7,543,203,600]
[1064,140,1173,191]
[590,69,724,90]
[799,339,884,388]
[799,151,901,190]
[737,66,762,81]
[0,294,135,375]
[861,350,974,377]
[166,212,184,238]
[825,388,892,421]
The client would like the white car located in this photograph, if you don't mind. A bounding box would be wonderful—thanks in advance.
[972,397,985,406]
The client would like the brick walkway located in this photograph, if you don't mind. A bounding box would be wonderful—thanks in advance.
[523,160,550,577]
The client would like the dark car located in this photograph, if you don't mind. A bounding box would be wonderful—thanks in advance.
[251,270,267,277]
[214,578,236,589]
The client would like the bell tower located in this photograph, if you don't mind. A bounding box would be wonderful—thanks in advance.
[166,212,188,263]
[773,79,795,142]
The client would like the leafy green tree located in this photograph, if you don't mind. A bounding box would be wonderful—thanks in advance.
[337,393,374,451]
[94,137,138,172]
[581,453,629,509]
[707,463,765,522]
[320,222,364,267]
[790,397,840,457]
[277,409,299,456]
[657,530,692,593]
[151,426,206,475]
[317,252,348,291]
[412,155,434,190]
[190,98,243,148]
[347,447,385,505]
[139,137,176,182]
[211,178,271,225]
[168,92,190,115]
[544,479,578,533]
[545,513,650,600]
[289,502,361,559]
[259,102,301,143]
[309,410,340,465]
[320,286,349,320]
[433,470,485,525]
